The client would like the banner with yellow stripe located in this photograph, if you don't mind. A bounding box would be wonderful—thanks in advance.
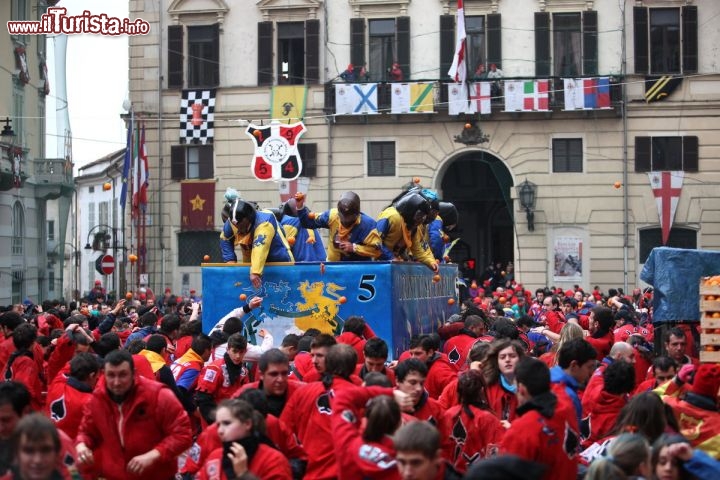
[390,82,435,114]
[270,86,308,121]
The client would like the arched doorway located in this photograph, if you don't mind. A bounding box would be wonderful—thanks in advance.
[439,151,514,281]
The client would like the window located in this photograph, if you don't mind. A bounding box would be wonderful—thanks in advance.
[367,141,395,177]
[11,0,28,43]
[171,145,214,180]
[350,17,410,83]
[12,202,24,255]
[99,201,109,227]
[12,271,23,304]
[88,202,95,230]
[634,136,698,172]
[257,20,320,86]
[535,11,597,77]
[441,14,501,83]
[297,143,317,178]
[167,24,220,89]
[634,6,697,74]
[47,220,55,241]
[13,85,24,142]
[48,270,55,293]
[278,23,305,85]
[639,227,697,263]
[552,138,583,173]
[89,186,95,193]
[178,231,222,266]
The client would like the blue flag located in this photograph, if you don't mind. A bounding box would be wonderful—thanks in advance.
[119,115,133,210]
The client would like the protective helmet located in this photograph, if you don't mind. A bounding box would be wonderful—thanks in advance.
[419,188,440,211]
[438,202,459,230]
[281,198,299,217]
[394,192,430,228]
[268,208,284,222]
[229,199,257,226]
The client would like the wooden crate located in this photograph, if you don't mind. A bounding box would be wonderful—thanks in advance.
[701,315,720,328]
[701,333,720,345]
[700,350,720,363]
[700,300,720,311]
[699,284,720,296]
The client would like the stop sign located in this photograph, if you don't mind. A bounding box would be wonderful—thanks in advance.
[100,255,114,275]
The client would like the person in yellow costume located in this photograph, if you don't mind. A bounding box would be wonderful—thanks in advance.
[376,191,438,272]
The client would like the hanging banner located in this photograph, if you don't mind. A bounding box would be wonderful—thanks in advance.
[335,83,379,115]
[246,120,306,182]
[270,85,307,121]
[179,89,216,144]
[648,171,684,245]
[181,180,215,231]
[553,236,583,282]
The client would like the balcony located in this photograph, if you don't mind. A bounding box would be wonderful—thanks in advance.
[323,76,623,121]
[30,157,75,200]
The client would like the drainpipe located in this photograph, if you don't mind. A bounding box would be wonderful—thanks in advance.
[621,1,629,293]
[324,1,333,209]
[158,0,166,291]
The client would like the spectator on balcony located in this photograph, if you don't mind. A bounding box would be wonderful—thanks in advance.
[389,62,403,82]
[487,63,503,98]
[474,63,488,80]
[339,64,356,82]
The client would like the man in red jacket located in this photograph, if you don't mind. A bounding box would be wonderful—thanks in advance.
[75,349,193,480]
[442,315,485,368]
[501,357,580,480]
[355,337,396,385]
[235,348,302,418]
[335,315,375,364]
[281,344,359,480]
[409,334,458,399]
[46,352,100,439]
[3,323,44,412]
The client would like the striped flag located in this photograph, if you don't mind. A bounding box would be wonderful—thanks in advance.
[390,83,435,113]
[564,77,610,110]
[119,113,133,211]
[132,123,149,215]
[447,0,466,84]
[649,171,684,245]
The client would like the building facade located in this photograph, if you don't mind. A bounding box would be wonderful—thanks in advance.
[126,0,720,295]
[1,0,73,305]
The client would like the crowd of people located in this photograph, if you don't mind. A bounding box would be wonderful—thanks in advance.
[1,277,720,480]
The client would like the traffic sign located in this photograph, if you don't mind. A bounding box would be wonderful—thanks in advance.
[95,254,115,275]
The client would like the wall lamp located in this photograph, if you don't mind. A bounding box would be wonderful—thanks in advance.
[517,179,537,232]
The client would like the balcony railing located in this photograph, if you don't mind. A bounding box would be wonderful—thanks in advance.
[33,157,74,185]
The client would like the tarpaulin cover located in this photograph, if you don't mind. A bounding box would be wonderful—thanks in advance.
[640,247,720,323]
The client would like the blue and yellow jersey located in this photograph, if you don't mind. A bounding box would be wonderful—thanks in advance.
[376,207,435,268]
[219,210,294,275]
[280,216,326,261]
[298,207,382,261]
[428,216,448,260]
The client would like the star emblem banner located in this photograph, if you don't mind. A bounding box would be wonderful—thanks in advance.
[181,180,215,231]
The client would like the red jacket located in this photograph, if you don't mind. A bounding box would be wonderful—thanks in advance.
[485,381,518,422]
[500,392,579,480]
[291,351,314,380]
[539,310,566,334]
[439,404,504,473]
[331,386,400,480]
[585,332,614,361]
[234,379,304,418]
[581,359,611,415]
[437,378,459,410]
[409,391,443,423]
[336,332,368,364]
[46,334,77,385]
[581,390,627,448]
[280,376,358,480]
[76,375,193,480]
[355,363,397,385]
[665,394,720,458]
[3,350,44,411]
[426,353,458,399]
[197,443,291,480]
[46,376,94,439]
[0,338,45,385]
[442,332,478,369]
[196,357,249,402]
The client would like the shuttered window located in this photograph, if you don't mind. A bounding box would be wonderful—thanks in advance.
[171,145,214,180]
[552,138,583,173]
[634,136,699,172]
[298,143,317,178]
[634,6,697,74]
[188,25,219,88]
[168,25,184,88]
[368,141,395,177]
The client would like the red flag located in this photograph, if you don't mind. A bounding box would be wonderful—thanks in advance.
[648,171,684,245]
[132,124,149,214]
[181,181,215,231]
[447,1,466,83]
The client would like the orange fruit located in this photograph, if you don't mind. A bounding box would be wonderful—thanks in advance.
[128,254,138,263]
[613,181,622,189]
[432,274,441,283]
[294,192,305,201]
[308,212,317,220]
[464,123,472,129]
[203,254,210,262]
[103,182,112,191]
[499,297,507,303]
[413,177,421,184]
[125,292,133,299]
[712,312,720,319]
[287,236,296,246]
[339,296,347,304]
[239,294,247,301]
[448,298,456,305]
[707,295,716,301]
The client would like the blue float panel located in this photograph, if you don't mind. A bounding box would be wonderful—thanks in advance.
[201,262,458,358]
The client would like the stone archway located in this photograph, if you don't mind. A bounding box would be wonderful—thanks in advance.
[437,150,514,281]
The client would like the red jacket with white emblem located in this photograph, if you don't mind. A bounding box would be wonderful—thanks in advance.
[439,404,504,473]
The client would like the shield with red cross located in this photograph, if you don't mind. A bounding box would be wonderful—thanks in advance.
[246,120,306,181]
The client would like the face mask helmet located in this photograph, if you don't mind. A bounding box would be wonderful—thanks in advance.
[395,192,430,228]
[438,202,459,231]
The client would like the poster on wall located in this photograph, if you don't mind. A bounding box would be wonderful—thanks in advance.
[553,236,583,282]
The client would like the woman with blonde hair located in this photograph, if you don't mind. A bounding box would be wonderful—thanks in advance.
[538,322,584,367]
[585,433,652,480]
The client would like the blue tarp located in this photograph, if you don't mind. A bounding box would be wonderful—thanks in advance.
[640,247,720,323]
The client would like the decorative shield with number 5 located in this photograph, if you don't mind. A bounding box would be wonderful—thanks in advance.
[246,120,306,181]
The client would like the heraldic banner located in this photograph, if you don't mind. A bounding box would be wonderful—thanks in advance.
[270,86,307,122]
[181,180,215,231]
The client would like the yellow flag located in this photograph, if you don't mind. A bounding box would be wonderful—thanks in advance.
[270,86,308,121]
[410,83,434,112]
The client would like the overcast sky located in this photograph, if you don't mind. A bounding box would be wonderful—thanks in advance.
[47,0,129,168]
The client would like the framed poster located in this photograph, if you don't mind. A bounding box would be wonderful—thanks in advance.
[553,236,583,282]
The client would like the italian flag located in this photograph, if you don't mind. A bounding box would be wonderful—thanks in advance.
[523,80,549,111]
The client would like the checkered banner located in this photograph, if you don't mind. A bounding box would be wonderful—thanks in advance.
[179,89,216,144]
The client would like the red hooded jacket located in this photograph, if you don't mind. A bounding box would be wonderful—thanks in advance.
[439,404,504,473]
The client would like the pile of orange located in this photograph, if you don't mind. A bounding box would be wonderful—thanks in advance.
[702,275,720,286]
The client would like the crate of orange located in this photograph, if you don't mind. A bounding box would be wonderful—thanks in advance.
[699,276,720,362]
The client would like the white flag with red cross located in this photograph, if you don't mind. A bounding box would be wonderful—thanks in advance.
[648,171,684,245]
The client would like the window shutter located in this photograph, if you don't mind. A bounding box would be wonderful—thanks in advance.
[633,7,648,74]
[682,6,698,73]
[209,24,220,87]
[396,16,410,80]
[299,143,317,177]
[199,146,214,179]
[487,14,502,68]
[171,146,186,180]
[635,137,651,172]
[683,136,698,172]
[350,18,366,77]
[168,25,183,88]
[582,11,598,75]
[534,12,551,77]
[258,22,273,86]
[440,15,455,81]
[305,20,320,84]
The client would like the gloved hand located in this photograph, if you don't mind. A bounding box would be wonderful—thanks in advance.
[677,363,696,384]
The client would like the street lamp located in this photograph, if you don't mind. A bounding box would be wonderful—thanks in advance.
[516,179,537,232]
[84,224,124,296]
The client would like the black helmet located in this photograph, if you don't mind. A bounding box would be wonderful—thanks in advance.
[230,199,257,226]
[395,192,430,228]
[280,199,299,217]
[268,208,284,222]
[438,202,458,230]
